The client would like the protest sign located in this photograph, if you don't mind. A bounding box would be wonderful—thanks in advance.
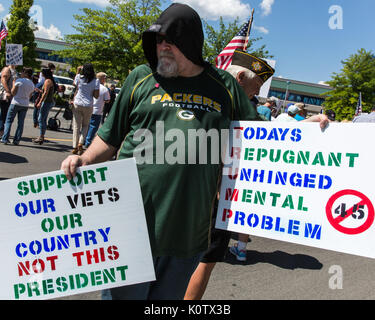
[258,59,276,99]
[216,121,375,259]
[6,44,23,66]
[0,158,155,300]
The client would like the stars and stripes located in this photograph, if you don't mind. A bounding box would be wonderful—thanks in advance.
[215,20,251,70]
[0,20,8,49]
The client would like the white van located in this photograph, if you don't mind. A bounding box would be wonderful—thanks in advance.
[53,76,75,97]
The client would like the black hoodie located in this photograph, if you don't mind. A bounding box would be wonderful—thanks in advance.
[142,3,205,70]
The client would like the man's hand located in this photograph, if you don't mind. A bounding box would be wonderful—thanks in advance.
[303,114,330,130]
[317,114,330,130]
[60,155,87,181]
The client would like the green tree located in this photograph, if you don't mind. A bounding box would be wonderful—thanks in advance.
[323,49,375,121]
[57,1,273,82]
[57,0,162,83]
[0,0,39,69]
[203,17,273,65]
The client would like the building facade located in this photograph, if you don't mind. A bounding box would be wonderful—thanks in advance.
[35,37,71,72]
[268,77,333,114]
[34,37,333,114]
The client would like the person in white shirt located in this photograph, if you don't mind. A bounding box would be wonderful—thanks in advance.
[37,62,56,85]
[353,106,375,123]
[71,63,99,155]
[1,67,35,145]
[84,72,110,147]
[274,104,301,122]
[73,65,83,86]
[275,104,329,126]
[33,63,56,128]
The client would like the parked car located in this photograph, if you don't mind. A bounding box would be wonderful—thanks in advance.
[53,76,75,98]
[114,87,120,97]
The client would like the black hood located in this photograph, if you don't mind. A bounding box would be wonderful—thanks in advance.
[142,3,205,70]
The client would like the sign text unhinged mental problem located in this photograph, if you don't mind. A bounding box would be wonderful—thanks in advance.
[216,122,375,259]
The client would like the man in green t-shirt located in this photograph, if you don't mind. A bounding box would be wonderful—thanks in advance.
[184,49,276,300]
[61,3,261,300]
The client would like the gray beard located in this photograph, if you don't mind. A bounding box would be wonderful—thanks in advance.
[157,56,179,78]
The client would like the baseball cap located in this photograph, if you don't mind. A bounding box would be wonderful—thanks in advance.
[326,110,336,121]
[231,49,275,82]
[287,104,299,115]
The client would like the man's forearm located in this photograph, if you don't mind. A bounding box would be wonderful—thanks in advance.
[82,135,118,165]
[1,77,11,93]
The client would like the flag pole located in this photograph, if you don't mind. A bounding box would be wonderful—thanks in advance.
[243,8,255,51]
[355,91,362,116]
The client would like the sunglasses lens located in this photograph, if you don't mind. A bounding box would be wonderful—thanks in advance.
[156,34,173,44]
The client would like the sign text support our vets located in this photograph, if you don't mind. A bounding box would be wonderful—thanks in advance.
[0,158,155,300]
[216,121,375,259]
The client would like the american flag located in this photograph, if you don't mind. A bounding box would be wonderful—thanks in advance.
[0,20,8,49]
[215,20,250,70]
[355,92,362,116]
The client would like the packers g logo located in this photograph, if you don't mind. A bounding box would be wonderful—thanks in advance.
[177,109,195,121]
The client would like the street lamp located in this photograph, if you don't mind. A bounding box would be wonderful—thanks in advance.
[282,80,291,113]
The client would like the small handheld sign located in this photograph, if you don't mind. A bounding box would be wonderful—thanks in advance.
[0,158,155,300]
[6,44,23,66]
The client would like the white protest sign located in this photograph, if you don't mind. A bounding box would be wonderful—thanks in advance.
[6,44,23,66]
[258,59,276,99]
[216,121,375,259]
[0,158,155,300]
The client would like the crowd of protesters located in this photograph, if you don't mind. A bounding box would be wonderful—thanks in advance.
[0,61,371,149]
[0,62,117,148]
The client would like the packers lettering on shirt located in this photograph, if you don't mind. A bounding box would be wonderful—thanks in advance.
[151,93,222,113]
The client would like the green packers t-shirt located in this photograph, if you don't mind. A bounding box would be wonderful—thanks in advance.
[97,64,260,258]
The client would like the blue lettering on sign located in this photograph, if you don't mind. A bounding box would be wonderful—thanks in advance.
[231,212,322,240]
[304,223,322,239]
[14,198,56,217]
[14,227,111,258]
[234,211,246,225]
[243,127,302,142]
[238,169,332,190]
[247,213,259,228]
[288,220,300,235]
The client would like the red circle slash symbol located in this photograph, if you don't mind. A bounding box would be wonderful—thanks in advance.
[326,189,375,235]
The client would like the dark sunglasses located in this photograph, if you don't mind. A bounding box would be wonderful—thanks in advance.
[155,34,174,45]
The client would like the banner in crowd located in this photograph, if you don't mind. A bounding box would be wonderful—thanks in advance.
[216,121,375,259]
[0,159,155,300]
[258,59,276,99]
[6,44,23,66]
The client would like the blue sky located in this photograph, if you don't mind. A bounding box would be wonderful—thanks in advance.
[0,0,374,84]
